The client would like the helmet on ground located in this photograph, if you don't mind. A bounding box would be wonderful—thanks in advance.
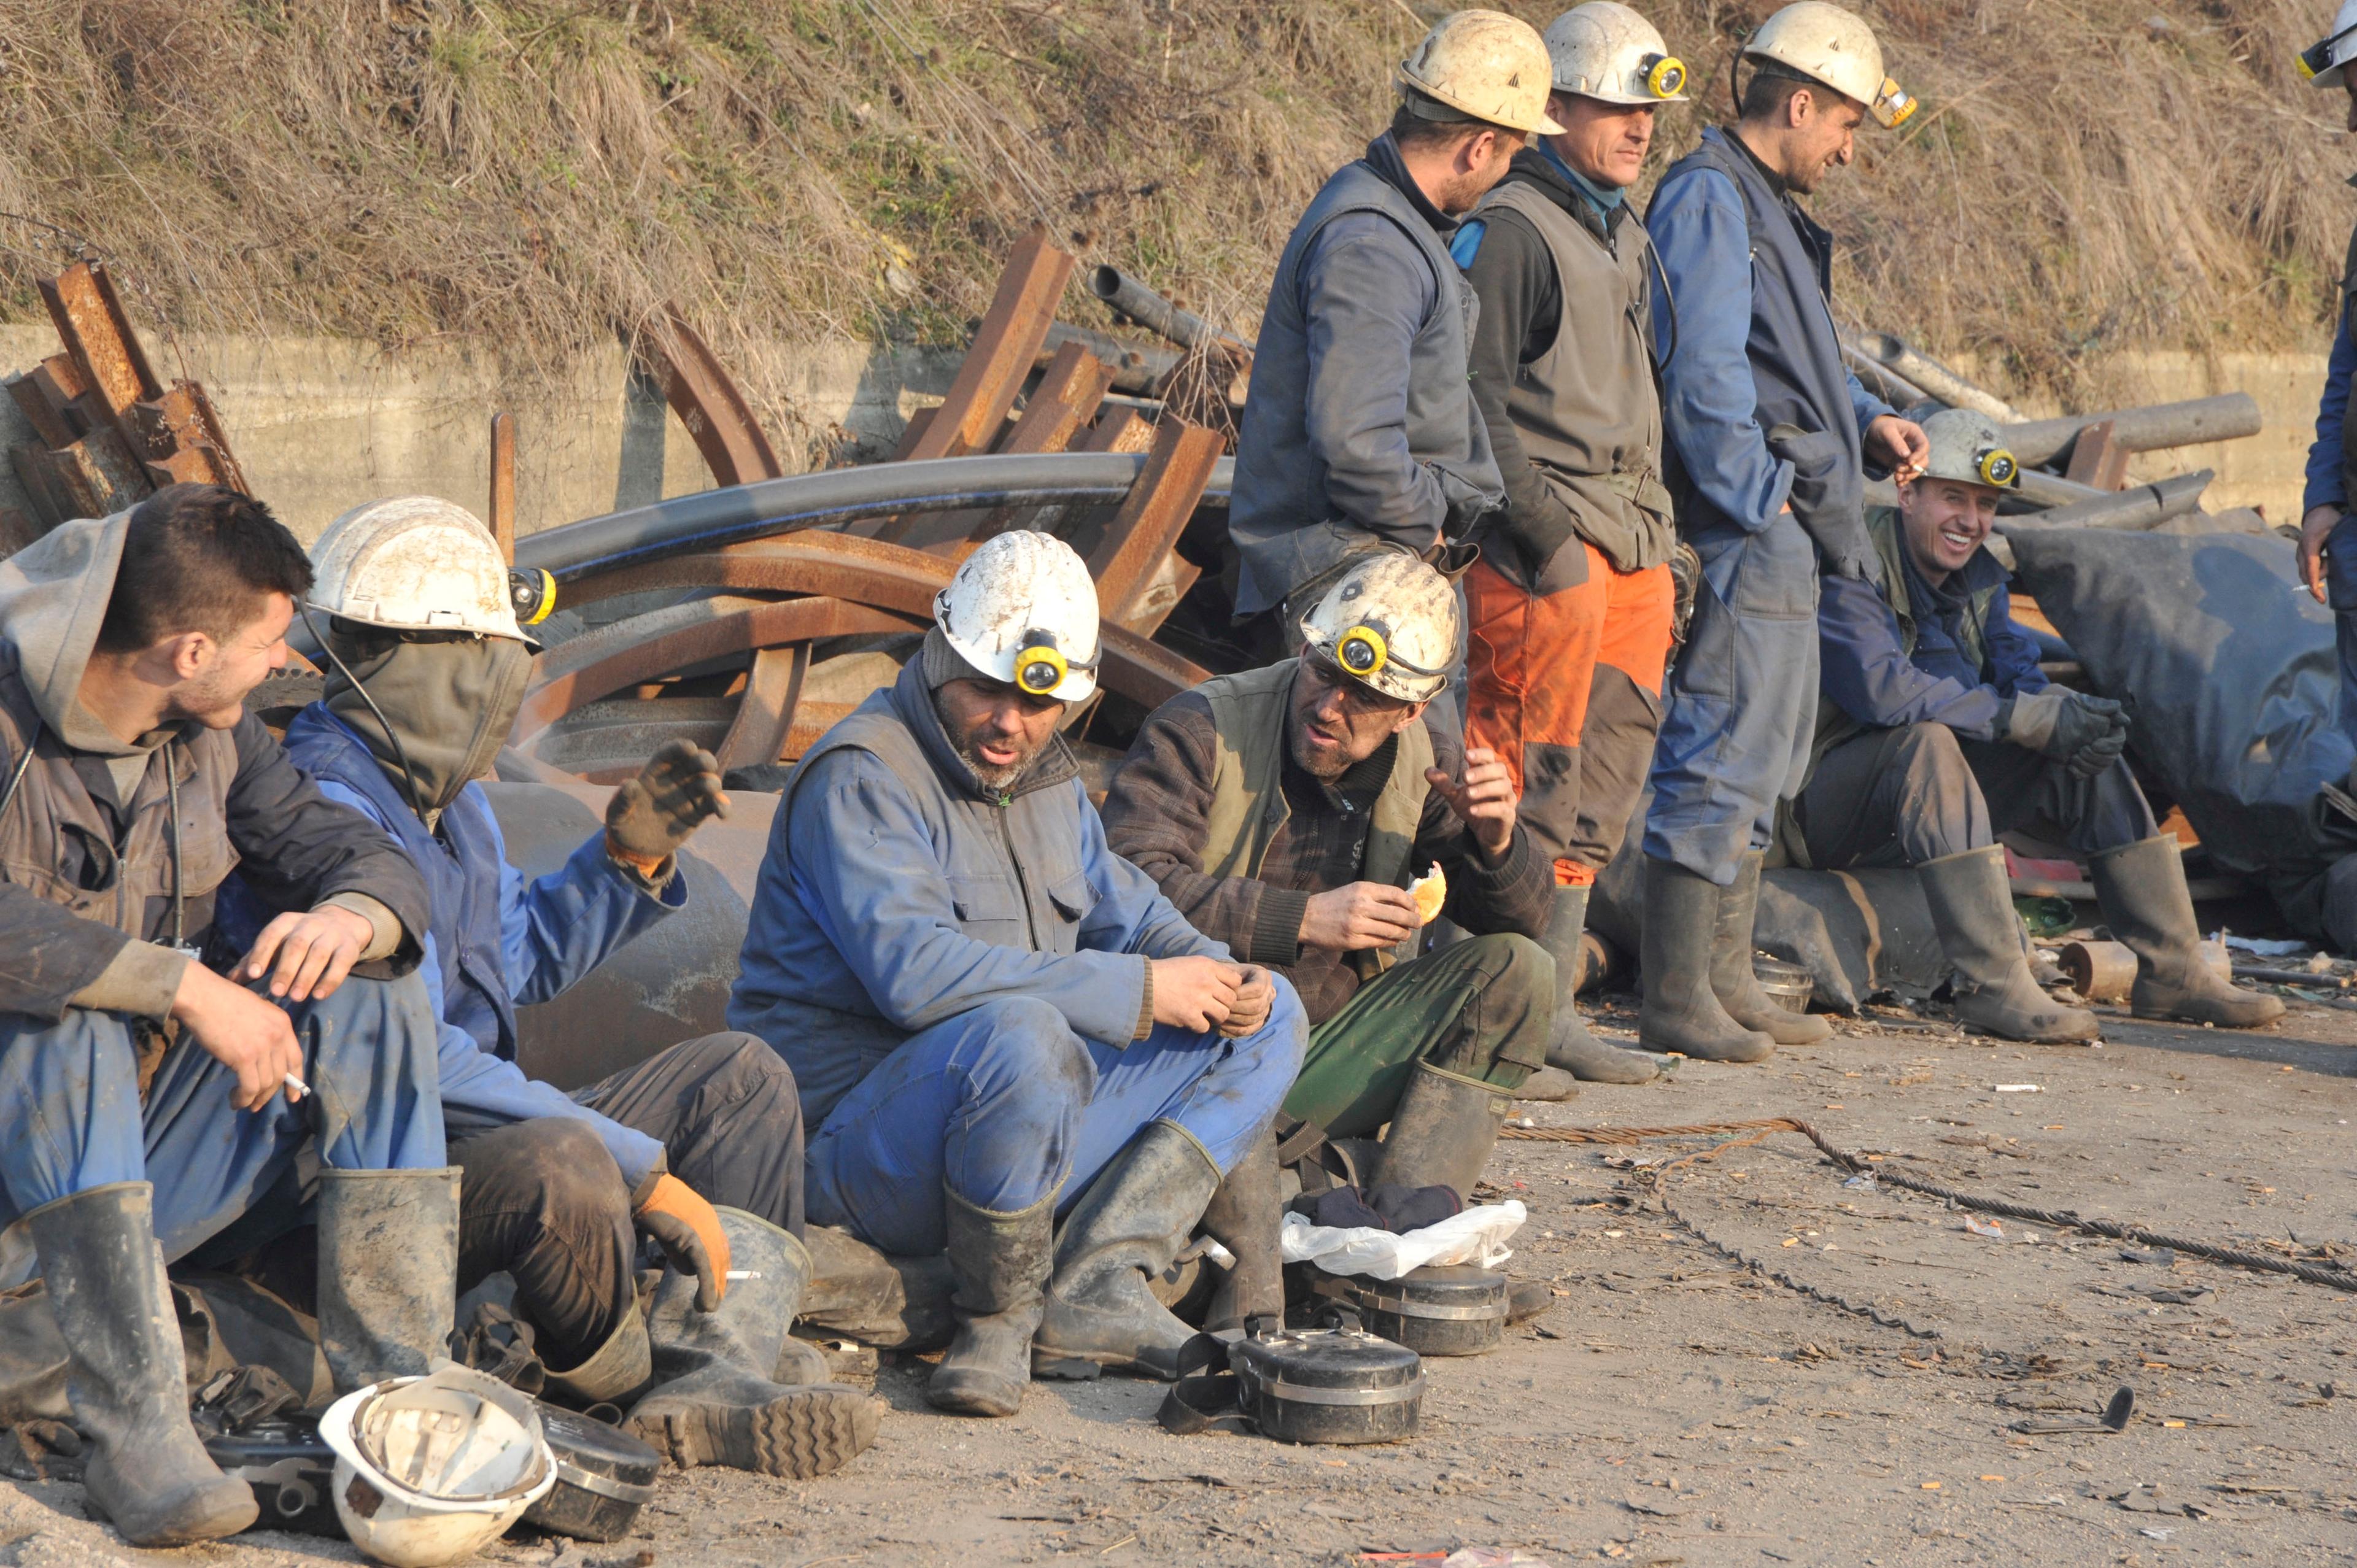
[1742,2,1914,128]
[1913,408,2020,492]
[309,496,549,647]
[1544,3,1689,106]
[1298,552,1460,705]
[2302,0,2357,88]
[933,530,1102,703]
[320,1364,557,1568]
[1399,10,1569,136]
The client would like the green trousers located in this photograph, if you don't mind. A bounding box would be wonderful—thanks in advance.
[1280,933,1554,1141]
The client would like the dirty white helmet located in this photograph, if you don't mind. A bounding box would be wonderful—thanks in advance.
[1544,3,1689,106]
[1399,10,1569,137]
[1912,408,2021,492]
[1298,552,1461,705]
[320,1364,557,1568]
[1742,2,1914,128]
[2302,0,2357,88]
[933,530,1102,703]
[310,496,550,647]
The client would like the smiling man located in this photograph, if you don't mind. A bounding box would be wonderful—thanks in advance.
[1790,409,2282,1040]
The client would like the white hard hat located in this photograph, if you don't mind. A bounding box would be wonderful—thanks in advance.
[1742,2,1915,128]
[933,530,1102,703]
[1912,408,2021,492]
[1298,552,1461,705]
[1400,10,1569,137]
[310,496,548,647]
[320,1365,557,1568]
[2302,0,2357,88]
[1544,3,1689,106]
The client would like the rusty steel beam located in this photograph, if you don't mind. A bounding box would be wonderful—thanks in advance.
[996,342,1118,457]
[1088,419,1222,627]
[562,531,951,616]
[897,230,1074,466]
[2061,418,2129,492]
[713,644,809,772]
[142,444,239,492]
[636,301,785,489]
[127,381,250,495]
[39,261,163,421]
[489,411,517,563]
[1081,407,1156,455]
[6,373,75,450]
[1099,622,1209,711]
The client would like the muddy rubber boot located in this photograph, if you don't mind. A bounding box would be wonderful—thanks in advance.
[1917,846,2099,1043]
[627,1208,879,1478]
[2091,836,2286,1029]
[928,1188,1054,1418]
[1535,886,1656,1084]
[1514,1064,1581,1102]
[797,1224,958,1351]
[542,1311,654,1408]
[1197,1129,1283,1332]
[1637,857,1776,1063]
[1367,1059,1512,1199]
[1711,851,1832,1045]
[315,1166,462,1395]
[26,1183,257,1546]
[1034,1122,1220,1381]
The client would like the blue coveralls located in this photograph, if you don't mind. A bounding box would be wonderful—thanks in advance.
[730,663,1307,1257]
[2301,265,2357,740]
[1643,126,1894,884]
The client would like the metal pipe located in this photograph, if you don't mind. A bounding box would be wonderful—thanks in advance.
[1036,321,1180,395]
[1996,469,2211,532]
[1088,266,1254,357]
[1853,331,2027,423]
[2001,395,2261,467]
[1838,334,1930,411]
[514,452,1236,584]
[1863,468,2099,512]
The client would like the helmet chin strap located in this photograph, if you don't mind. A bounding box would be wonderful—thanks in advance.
[301,603,429,821]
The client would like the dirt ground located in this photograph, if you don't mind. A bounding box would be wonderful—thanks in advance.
[6,993,2354,1568]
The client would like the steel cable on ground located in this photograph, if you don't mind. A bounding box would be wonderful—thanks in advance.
[1499,1118,2357,1294]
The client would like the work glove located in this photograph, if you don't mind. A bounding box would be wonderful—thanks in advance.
[634,1173,732,1311]
[606,740,729,873]
[1999,689,2129,780]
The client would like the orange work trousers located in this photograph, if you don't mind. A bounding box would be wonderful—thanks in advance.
[1463,544,1676,885]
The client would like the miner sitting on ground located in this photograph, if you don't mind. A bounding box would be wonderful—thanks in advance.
[1099,552,1562,1243]
[728,530,1307,1420]
[1788,407,2283,1040]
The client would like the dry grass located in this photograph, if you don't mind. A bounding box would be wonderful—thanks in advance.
[0,0,2345,456]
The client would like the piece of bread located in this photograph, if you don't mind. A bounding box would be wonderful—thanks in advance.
[1409,862,1447,925]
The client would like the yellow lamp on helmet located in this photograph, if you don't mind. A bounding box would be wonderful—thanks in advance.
[1336,624,1390,680]
[1976,447,2019,490]
[1644,53,1686,98]
[1013,631,1081,696]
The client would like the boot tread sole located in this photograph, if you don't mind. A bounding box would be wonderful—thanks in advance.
[633,1385,880,1479]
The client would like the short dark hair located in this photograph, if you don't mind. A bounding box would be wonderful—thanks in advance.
[96,484,314,652]
[1389,93,1501,154]
[1739,62,1819,123]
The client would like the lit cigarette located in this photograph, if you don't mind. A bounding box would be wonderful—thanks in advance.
[284,1072,310,1100]
[725,1270,762,1281]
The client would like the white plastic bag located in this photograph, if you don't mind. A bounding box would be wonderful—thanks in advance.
[1279,1200,1527,1281]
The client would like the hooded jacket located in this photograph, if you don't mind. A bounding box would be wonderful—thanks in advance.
[0,514,426,1022]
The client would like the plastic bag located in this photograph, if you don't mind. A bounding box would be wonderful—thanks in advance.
[1279,1200,1527,1280]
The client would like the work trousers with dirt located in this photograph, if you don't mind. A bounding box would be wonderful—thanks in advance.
[803,986,1307,1259]
[0,971,446,1267]
[449,1033,804,1369]
[2328,512,2357,742]
[1643,512,1822,885]
[1796,721,2159,870]
[1278,933,1551,1141]
[1465,549,1675,885]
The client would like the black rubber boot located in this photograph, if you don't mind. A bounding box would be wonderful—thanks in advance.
[1034,1122,1220,1380]
[797,1224,957,1351]
[928,1188,1054,1417]
[627,1208,879,1478]
[315,1165,462,1395]
[1711,851,1832,1045]
[1638,856,1775,1063]
[1367,1059,1511,1199]
[1918,846,2099,1043]
[541,1311,654,1407]
[2091,836,2286,1029]
[1197,1128,1282,1332]
[27,1183,257,1546]
[1535,886,1656,1084]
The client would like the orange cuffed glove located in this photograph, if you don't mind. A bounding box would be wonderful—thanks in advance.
[633,1174,732,1310]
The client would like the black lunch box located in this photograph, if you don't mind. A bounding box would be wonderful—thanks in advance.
[521,1402,663,1542]
[1320,1264,1509,1356]
[204,1415,340,1536]
[1229,1317,1422,1445]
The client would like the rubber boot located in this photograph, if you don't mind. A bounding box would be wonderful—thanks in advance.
[26,1183,258,1546]
[1366,1059,1511,1199]
[542,1311,654,1407]
[1917,846,2100,1043]
[1535,886,1656,1084]
[1637,857,1776,1063]
[1034,1122,1220,1380]
[626,1208,878,1478]
[315,1166,462,1395]
[2091,836,2286,1029]
[927,1188,1054,1418]
[1196,1129,1282,1332]
[1711,851,1832,1045]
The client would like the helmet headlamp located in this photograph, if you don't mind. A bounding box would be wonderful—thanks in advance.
[1976,447,2019,490]
[1643,53,1686,98]
[1335,624,1390,679]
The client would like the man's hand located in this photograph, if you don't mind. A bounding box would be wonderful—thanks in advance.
[1219,965,1275,1038]
[172,962,303,1112]
[1425,746,1517,859]
[236,904,374,1003]
[635,1173,732,1311]
[1151,956,1243,1033]
[2000,688,2127,778]
[2301,504,2343,604]
[1865,414,1930,482]
[1298,882,1421,952]
[607,740,729,870]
